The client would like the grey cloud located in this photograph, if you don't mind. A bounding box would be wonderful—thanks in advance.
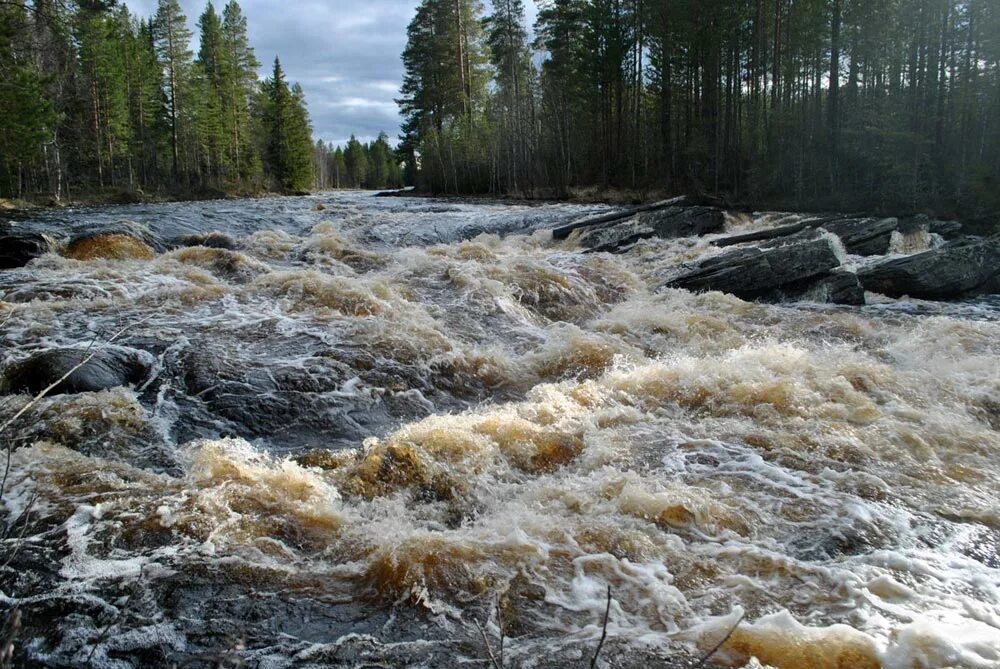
[123,1,540,147]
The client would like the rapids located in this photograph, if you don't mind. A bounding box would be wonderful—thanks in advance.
[1,192,999,668]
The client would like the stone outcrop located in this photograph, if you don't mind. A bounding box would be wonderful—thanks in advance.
[661,231,844,300]
[857,236,1000,299]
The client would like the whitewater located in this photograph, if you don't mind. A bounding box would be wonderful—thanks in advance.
[1,192,999,668]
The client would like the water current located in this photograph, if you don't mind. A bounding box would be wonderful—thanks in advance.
[1,192,998,668]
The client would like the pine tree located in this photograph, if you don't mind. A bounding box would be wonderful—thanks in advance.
[398,0,491,193]
[221,1,260,183]
[153,0,194,181]
[484,0,535,193]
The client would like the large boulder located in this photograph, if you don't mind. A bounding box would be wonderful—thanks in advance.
[662,231,843,299]
[1,346,155,396]
[63,233,156,261]
[64,220,164,261]
[0,232,54,269]
[819,217,899,255]
[857,236,1000,300]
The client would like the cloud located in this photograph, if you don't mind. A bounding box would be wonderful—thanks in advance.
[123,0,540,148]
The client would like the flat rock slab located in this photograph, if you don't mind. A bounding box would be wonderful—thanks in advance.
[1,346,155,395]
[662,232,843,299]
[857,237,1000,300]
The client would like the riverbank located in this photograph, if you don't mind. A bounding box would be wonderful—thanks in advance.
[0,186,290,213]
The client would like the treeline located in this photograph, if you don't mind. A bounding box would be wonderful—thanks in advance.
[0,0,314,202]
[399,0,1000,217]
[313,132,405,190]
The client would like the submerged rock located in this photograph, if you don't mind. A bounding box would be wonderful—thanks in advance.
[662,231,843,299]
[1,346,155,396]
[169,231,239,250]
[0,232,54,269]
[858,236,1000,300]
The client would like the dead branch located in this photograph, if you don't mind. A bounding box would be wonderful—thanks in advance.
[692,612,745,669]
[590,585,612,669]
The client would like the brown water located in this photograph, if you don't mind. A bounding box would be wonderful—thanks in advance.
[1,193,999,668]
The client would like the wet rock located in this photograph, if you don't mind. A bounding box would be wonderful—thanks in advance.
[713,221,813,247]
[640,205,726,238]
[575,206,725,252]
[819,217,899,255]
[0,232,54,269]
[1,346,155,396]
[762,270,866,305]
[69,220,163,251]
[662,231,842,299]
[63,233,156,261]
[575,216,654,252]
[552,195,721,240]
[857,236,1000,300]
[169,231,239,250]
[167,246,269,283]
[928,219,964,239]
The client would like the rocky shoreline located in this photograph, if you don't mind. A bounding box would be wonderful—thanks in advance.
[553,197,999,305]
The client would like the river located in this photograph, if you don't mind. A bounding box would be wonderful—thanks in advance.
[1,192,999,668]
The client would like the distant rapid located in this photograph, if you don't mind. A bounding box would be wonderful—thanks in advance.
[1,192,999,668]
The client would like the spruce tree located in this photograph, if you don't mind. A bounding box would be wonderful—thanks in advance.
[262,58,313,192]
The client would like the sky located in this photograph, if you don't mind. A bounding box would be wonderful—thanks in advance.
[124,1,539,149]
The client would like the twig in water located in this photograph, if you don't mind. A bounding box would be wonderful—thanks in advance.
[473,617,502,669]
[691,612,746,669]
[590,585,612,669]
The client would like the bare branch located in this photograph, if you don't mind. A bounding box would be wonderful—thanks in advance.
[0,316,149,501]
[590,585,611,669]
[473,617,502,669]
[692,612,745,669]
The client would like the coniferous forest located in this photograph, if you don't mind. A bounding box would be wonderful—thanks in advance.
[399,0,1000,219]
[0,0,323,201]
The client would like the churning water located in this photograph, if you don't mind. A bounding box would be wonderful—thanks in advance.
[1,193,999,668]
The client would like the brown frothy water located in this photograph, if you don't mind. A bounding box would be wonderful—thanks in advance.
[1,194,999,667]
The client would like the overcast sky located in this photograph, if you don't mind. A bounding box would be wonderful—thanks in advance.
[124,1,539,148]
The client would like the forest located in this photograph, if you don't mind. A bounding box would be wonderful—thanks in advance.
[399,0,1000,219]
[0,0,388,202]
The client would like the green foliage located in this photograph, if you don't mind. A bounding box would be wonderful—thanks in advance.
[0,0,306,200]
[397,0,1000,216]
[399,0,492,193]
[261,59,313,193]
